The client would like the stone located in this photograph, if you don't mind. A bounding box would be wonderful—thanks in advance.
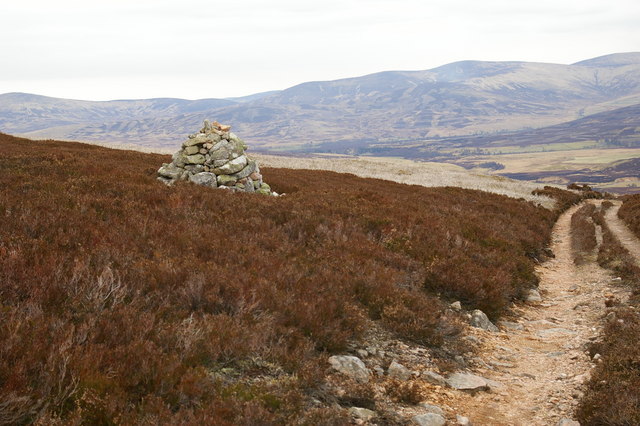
[184,164,204,174]
[388,361,412,381]
[213,155,248,175]
[456,414,472,425]
[412,413,446,426]
[348,407,376,421]
[328,355,370,383]
[231,160,257,180]
[498,321,524,331]
[470,310,498,332]
[183,137,202,147]
[189,172,217,188]
[199,148,208,155]
[418,403,445,416]
[184,145,200,155]
[451,301,462,310]
[557,419,580,426]
[422,371,447,387]
[446,372,489,393]
[185,154,206,165]
[157,163,183,180]
[525,289,542,303]
[217,175,237,187]
[257,183,272,195]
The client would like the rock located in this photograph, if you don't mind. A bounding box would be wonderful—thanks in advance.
[157,163,183,180]
[418,403,445,416]
[189,172,217,188]
[422,371,447,387]
[412,413,446,426]
[498,321,524,331]
[185,154,206,165]
[184,145,200,155]
[456,414,472,425]
[470,310,498,332]
[231,160,257,180]
[349,407,376,421]
[328,355,370,383]
[213,155,248,175]
[257,183,272,196]
[388,361,412,381]
[525,289,542,303]
[557,419,580,426]
[217,175,237,187]
[451,301,462,310]
[446,372,489,393]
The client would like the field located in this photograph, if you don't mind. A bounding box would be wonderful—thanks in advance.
[0,133,566,424]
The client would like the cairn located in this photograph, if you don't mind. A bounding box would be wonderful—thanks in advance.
[157,120,273,195]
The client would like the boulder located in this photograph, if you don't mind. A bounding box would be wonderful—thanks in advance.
[470,309,498,332]
[189,172,217,188]
[348,407,377,421]
[328,355,370,383]
[412,413,446,426]
[213,155,248,175]
[422,371,447,387]
[157,163,183,180]
[388,361,412,381]
[418,403,445,416]
[185,154,206,165]
[446,372,489,393]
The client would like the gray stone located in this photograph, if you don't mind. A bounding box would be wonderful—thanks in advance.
[446,372,488,393]
[243,178,255,193]
[183,137,202,147]
[157,176,172,185]
[184,164,204,174]
[388,361,412,381]
[456,414,472,425]
[217,175,237,187]
[412,413,446,426]
[498,321,524,331]
[213,155,248,175]
[328,355,370,383]
[451,301,462,310]
[157,163,183,180]
[189,172,217,188]
[231,160,257,180]
[470,310,498,332]
[557,419,580,426]
[184,145,200,155]
[185,154,205,165]
[257,183,272,195]
[348,407,376,421]
[422,371,447,387]
[525,289,542,303]
[418,403,445,416]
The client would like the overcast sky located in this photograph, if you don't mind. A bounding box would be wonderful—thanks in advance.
[1,0,638,101]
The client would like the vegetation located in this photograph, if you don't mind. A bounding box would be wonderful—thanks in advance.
[618,194,640,238]
[570,203,597,265]
[0,133,569,423]
[577,200,640,425]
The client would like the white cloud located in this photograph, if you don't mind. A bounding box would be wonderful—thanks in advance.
[0,0,638,100]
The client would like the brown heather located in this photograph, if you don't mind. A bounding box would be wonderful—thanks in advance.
[0,133,561,423]
[570,203,598,265]
[618,194,640,239]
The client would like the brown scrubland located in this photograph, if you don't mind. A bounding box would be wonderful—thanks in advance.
[1,132,637,424]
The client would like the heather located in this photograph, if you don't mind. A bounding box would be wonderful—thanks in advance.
[0,133,558,423]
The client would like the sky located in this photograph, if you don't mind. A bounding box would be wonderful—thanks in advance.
[1,0,638,101]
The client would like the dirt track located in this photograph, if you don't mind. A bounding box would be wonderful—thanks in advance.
[449,201,640,425]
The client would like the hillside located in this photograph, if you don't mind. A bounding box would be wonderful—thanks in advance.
[1,53,639,150]
[0,133,560,424]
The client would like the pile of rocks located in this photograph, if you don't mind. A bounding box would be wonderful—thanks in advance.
[157,120,274,195]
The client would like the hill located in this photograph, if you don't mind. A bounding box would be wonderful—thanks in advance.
[1,52,639,150]
[0,132,563,424]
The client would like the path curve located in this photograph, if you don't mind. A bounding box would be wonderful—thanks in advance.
[604,201,640,266]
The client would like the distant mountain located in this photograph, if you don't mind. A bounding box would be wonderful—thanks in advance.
[1,52,640,150]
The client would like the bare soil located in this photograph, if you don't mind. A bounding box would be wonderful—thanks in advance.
[445,201,640,425]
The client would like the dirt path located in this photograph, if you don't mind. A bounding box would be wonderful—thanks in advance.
[604,201,640,265]
[449,202,633,425]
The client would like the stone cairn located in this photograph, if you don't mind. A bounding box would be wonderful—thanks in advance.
[157,120,274,195]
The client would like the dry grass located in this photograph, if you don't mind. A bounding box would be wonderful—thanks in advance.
[570,203,598,265]
[0,133,568,423]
